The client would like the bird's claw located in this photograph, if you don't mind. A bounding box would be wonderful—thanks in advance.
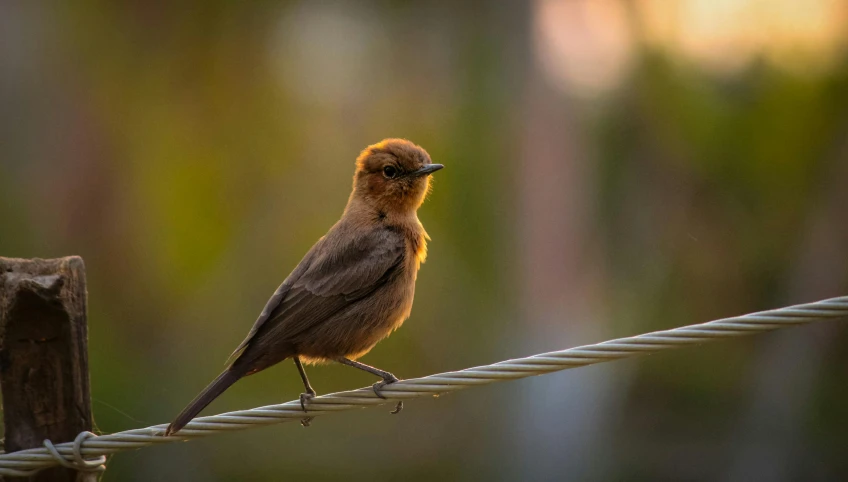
[371,374,399,399]
[299,390,316,413]
[299,390,316,427]
[372,375,403,414]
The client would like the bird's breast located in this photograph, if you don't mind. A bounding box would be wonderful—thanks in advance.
[296,235,423,363]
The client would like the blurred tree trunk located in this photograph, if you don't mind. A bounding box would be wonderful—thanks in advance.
[503,3,621,480]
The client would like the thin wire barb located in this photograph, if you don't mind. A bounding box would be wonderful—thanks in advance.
[1,296,845,476]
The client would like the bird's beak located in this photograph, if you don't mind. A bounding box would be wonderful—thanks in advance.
[411,164,444,177]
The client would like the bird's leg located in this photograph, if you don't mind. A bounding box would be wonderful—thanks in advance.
[336,357,404,414]
[336,357,398,395]
[293,357,316,413]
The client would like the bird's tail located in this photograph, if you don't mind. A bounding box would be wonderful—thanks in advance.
[166,369,243,436]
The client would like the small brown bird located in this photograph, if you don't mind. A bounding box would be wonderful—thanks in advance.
[166,139,442,435]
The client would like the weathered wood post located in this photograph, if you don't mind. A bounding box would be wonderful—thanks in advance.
[0,257,95,481]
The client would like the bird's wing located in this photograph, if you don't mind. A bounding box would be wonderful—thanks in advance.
[229,226,405,364]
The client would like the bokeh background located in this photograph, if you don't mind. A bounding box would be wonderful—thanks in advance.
[2,1,848,480]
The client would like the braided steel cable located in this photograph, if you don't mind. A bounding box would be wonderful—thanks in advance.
[1,296,846,476]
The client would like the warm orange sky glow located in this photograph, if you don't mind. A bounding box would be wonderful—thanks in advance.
[534,0,848,95]
[638,0,848,75]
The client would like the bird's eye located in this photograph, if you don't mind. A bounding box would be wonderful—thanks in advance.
[383,165,398,179]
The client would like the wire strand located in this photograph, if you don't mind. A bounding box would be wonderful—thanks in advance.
[1,296,845,476]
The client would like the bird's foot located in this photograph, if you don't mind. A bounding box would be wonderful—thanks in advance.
[372,374,403,414]
[371,374,399,399]
[299,389,316,413]
[299,390,316,427]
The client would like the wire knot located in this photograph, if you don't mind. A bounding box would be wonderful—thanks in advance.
[43,431,106,480]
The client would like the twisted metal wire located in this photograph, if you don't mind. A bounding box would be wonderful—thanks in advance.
[1,296,846,476]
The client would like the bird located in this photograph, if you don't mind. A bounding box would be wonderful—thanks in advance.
[165,138,443,436]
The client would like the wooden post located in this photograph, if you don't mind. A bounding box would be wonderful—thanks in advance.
[0,257,94,482]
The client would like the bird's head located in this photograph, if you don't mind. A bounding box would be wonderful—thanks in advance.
[351,139,443,216]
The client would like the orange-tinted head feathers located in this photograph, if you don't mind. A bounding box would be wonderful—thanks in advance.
[350,139,442,214]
